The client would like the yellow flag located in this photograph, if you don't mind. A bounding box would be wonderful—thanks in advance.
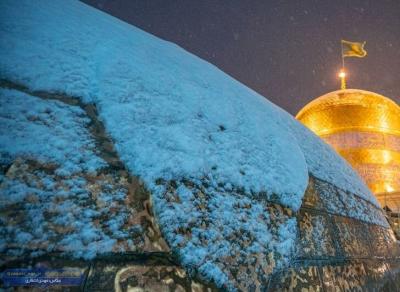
[341,40,367,58]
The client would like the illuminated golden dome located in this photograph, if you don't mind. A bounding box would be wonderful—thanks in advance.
[296,89,400,211]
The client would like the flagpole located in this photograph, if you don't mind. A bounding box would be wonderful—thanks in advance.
[340,40,346,90]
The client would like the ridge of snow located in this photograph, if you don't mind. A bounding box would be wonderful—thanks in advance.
[0,0,375,209]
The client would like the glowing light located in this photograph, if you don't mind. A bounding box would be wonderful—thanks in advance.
[387,185,394,193]
[382,150,393,165]
[338,71,346,78]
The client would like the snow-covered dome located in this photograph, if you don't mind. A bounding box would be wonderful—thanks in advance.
[0,1,398,291]
[0,0,375,210]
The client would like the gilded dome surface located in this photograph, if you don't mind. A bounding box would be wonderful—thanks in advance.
[296,89,400,211]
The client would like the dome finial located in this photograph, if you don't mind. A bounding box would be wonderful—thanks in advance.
[338,70,346,90]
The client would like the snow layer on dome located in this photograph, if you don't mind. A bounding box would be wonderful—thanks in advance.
[151,179,298,290]
[0,0,375,209]
[0,88,105,174]
[0,89,140,260]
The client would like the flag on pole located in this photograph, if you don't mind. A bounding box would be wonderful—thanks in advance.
[341,40,367,58]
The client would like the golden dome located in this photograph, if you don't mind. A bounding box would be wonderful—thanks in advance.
[296,89,400,211]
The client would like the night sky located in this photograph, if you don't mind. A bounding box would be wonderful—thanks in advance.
[83,0,400,115]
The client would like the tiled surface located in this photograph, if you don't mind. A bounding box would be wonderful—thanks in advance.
[302,177,324,210]
[368,224,392,258]
[387,260,400,290]
[85,263,209,291]
[0,159,169,265]
[285,176,400,291]
[363,260,397,291]
[297,210,337,258]
[332,216,372,258]
[315,179,347,215]
[269,266,323,292]
[320,265,341,292]
[331,261,368,290]
[2,176,400,291]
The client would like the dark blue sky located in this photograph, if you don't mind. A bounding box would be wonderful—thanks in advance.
[84,0,400,115]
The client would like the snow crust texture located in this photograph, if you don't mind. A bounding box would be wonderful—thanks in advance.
[0,0,384,290]
[0,88,104,174]
[0,0,374,211]
[152,178,297,290]
[0,89,167,262]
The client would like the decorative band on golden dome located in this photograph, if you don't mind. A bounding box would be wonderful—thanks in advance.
[336,148,400,195]
[322,132,400,153]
